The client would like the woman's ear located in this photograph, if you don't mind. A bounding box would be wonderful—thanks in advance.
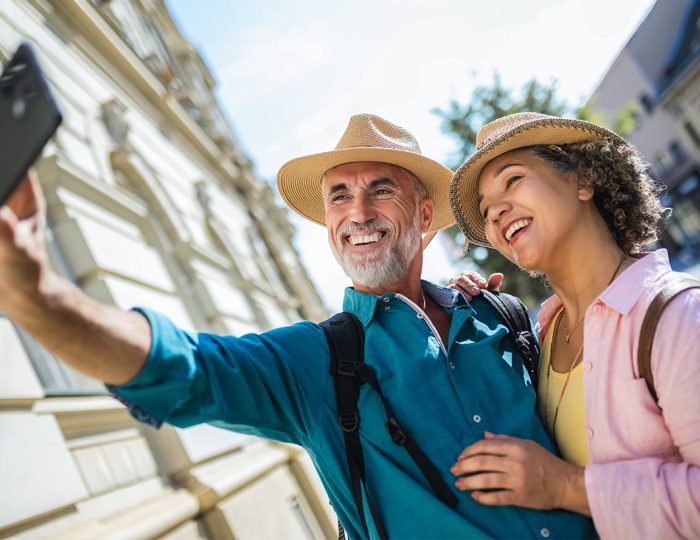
[575,177,595,202]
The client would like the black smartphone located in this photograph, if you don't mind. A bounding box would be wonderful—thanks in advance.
[0,42,62,206]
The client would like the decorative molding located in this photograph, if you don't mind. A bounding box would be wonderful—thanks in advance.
[33,396,135,440]
[47,0,247,190]
[175,442,288,512]
[37,154,149,225]
[100,98,130,147]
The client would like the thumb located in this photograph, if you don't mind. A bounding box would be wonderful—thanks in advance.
[486,273,504,292]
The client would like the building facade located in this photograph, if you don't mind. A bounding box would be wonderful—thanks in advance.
[0,0,334,538]
[589,0,700,275]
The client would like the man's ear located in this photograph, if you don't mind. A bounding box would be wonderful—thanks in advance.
[419,198,433,233]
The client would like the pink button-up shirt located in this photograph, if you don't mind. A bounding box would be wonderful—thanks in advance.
[537,250,700,539]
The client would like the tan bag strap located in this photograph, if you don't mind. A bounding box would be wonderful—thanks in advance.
[637,277,700,404]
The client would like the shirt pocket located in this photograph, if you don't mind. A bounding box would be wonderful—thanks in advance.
[609,377,675,459]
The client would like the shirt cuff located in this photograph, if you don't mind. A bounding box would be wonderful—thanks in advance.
[107,307,198,429]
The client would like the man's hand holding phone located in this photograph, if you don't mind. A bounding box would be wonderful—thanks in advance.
[0,169,50,310]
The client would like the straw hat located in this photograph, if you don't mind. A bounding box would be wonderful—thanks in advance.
[449,112,625,247]
[277,114,455,231]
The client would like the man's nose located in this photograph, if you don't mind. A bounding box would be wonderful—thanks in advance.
[349,194,376,223]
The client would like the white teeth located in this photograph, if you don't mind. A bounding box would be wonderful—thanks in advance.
[349,232,382,245]
[505,219,532,241]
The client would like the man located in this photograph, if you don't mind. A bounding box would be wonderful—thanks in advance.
[0,114,594,539]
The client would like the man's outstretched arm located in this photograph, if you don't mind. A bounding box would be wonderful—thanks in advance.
[0,172,150,385]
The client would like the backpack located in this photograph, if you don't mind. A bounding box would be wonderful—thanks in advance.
[637,277,700,404]
[319,290,538,539]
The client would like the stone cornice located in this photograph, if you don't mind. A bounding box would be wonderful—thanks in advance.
[47,0,250,191]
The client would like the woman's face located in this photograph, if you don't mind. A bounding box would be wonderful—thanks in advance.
[477,149,591,271]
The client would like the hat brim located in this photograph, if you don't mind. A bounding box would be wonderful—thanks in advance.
[449,118,625,247]
[277,147,456,232]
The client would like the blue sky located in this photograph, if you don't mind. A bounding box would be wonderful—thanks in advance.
[166,0,657,311]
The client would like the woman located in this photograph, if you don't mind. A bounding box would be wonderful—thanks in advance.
[448,112,700,538]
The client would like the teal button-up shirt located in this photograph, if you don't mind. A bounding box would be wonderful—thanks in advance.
[111,281,596,539]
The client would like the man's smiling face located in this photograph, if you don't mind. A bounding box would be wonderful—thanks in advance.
[322,161,431,289]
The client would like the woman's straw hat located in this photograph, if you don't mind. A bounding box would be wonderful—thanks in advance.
[277,114,455,231]
[449,112,624,247]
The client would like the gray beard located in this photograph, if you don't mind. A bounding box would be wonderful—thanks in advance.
[330,215,422,289]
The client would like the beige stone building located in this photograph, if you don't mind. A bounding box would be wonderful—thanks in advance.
[589,0,700,275]
[0,0,335,538]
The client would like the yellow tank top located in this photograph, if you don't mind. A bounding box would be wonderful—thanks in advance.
[537,309,591,467]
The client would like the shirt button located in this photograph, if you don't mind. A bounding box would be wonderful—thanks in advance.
[586,428,594,439]
[592,304,602,313]
[384,305,390,310]
[449,362,456,369]
[472,414,481,423]
[540,528,550,538]
[584,362,593,372]
[383,297,390,303]
[416,313,423,319]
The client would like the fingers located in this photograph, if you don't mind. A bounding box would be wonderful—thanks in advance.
[447,277,477,301]
[5,170,44,220]
[456,436,516,462]
[447,270,488,301]
[455,471,513,493]
[486,273,504,292]
[451,453,510,477]
[470,489,515,506]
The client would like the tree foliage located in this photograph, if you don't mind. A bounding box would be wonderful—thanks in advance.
[433,74,583,307]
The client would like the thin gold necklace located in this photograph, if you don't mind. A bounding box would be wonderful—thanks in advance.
[544,252,628,434]
[544,311,583,434]
[561,253,628,343]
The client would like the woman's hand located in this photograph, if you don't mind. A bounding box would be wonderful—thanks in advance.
[447,271,503,302]
[451,432,591,515]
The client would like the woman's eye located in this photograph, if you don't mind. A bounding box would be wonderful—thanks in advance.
[506,175,523,188]
[332,194,348,202]
[482,207,489,221]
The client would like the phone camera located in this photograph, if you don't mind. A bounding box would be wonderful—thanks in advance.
[11,96,26,120]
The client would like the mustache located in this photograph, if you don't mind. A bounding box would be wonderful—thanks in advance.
[337,220,395,238]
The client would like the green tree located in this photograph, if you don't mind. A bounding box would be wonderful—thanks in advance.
[434,74,584,306]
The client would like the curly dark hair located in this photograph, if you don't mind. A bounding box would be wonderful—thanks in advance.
[524,141,670,253]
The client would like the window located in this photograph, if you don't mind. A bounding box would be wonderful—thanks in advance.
[669,139,687,166]
[639,93,654,114]
[684,121,700,149]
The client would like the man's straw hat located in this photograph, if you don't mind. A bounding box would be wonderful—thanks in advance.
[277,114,455,231]
[449,112,625,247]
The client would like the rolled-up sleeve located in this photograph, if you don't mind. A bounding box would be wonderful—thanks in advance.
[108,308,329,445]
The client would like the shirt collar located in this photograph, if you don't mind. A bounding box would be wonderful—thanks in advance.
[599,249,673,316]
[341,279,466,327]
[537,249,674,328]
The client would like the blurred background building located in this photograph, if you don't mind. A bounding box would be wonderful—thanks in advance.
[0,0,334,538]
[590,0,700,276]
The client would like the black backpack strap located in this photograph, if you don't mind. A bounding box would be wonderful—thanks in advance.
[321,312,387,540]
[481,290,539,388]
